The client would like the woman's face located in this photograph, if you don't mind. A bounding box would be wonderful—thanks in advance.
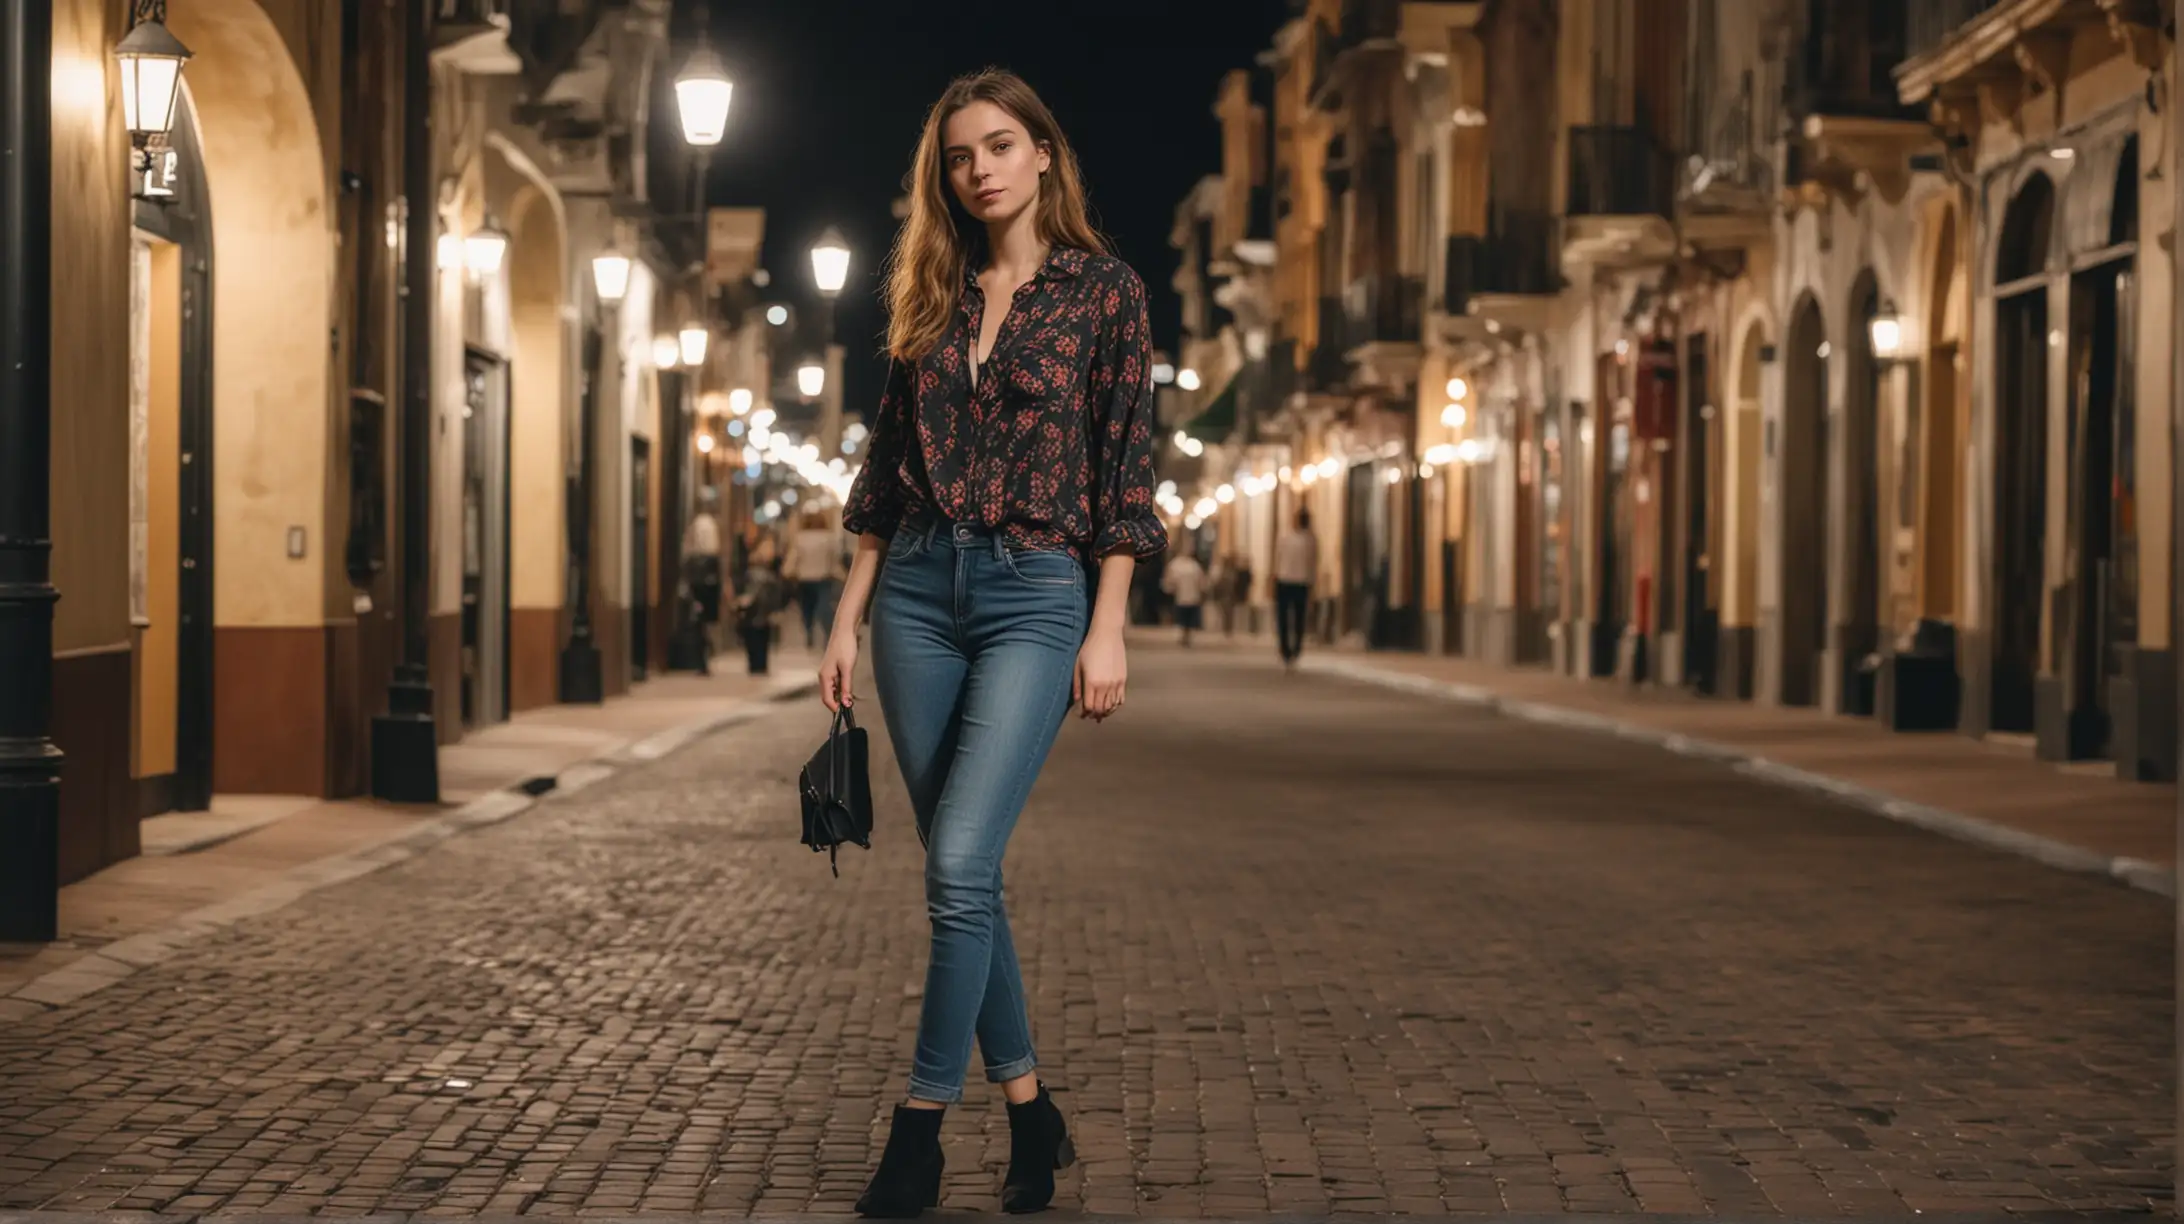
[942,99,1050,226]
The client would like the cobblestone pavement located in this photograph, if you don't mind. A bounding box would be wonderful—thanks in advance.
[0,645,2169,1217]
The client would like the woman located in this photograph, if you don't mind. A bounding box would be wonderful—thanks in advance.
[786,508,847,648]
[818,68,1165,1218]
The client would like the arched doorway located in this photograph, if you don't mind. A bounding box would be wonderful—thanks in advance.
[1837,271,1883,714]
[2048,137,2139,760]
[1779,295,1829,706]
[1990,172,2055,735]
[131,91,215,814]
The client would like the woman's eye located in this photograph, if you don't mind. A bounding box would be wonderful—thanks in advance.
[993,142,1011,153]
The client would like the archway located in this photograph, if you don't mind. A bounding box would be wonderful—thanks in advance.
[130,90,214,815]
[162,0,333,795]
[1990,171,2055,735]
[1837,270,1883,714]
[1916,204,1964,634]
[1720,315,1767,699]
[504,179,568,713]
[1779,295,1829,706]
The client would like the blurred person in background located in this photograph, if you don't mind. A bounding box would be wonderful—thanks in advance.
[1273,507,1317,668]
[682,486,726,670]
[1161,549,1207,647]
[786,508,848,648]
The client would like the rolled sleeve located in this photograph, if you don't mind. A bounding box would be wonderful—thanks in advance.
[1090,271,1168,560]
[841,357,913,539]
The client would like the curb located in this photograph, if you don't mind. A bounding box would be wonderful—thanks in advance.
[0,677,818,1026]
[1300,656,2177,900]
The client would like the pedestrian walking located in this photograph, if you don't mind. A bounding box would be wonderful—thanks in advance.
[1273,507,1318,667]
[815,68,1165,1219]
[1161,550,1206,646]
[786,509,847,649]
[682,486,727,672]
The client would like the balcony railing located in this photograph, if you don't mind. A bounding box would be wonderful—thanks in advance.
[1444,219,1559,314]
[1309,295,1350,390]
[1784,0,1915,121]
[1343,275,1423,347]
[1906,0,2004,62]
[1566,126,1676,219]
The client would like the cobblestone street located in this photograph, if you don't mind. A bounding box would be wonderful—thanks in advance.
[0,645,2170,1217]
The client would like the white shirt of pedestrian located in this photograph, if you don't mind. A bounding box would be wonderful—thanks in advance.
[1163,555,1208,606]
[1274,529,1317,586]
[684,513,721,558]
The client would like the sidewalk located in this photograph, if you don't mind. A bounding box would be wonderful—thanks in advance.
[0,644,816,999]
[1144,627,2176,897]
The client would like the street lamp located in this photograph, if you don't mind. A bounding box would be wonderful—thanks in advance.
[678,325,709,369]
[591,248,631,303]
[811,227,851,297]
[675,45,734,147]
[797,362,825,399]
[652,335,681,369]
[463,215,509,278]
[116,17,192,140]
[1869,299,1910,361]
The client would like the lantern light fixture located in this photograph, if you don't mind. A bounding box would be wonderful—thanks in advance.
[728,388,753,415]
[810,227,852,297]
[1868,300,1909,361]
[675,45,734,147]
[651,335,681,369]
[463,216,510,278]
[679,325,709,368]
[591,248,631,303]
[797,362,825,398]
[116,17,193,140]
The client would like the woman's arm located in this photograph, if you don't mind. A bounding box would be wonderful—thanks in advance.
[818,532,887,712]
[1076,268,1167,720]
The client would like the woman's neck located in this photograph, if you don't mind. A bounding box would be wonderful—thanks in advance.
[983,208,1048,281]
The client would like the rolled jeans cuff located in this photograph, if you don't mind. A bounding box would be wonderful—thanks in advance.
[983,1051,1038,1084]
[906,1074,968,1105]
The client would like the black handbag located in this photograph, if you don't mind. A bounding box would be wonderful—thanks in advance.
[799,706,874,876]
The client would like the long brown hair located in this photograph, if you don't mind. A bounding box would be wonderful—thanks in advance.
[883,69,1108,362]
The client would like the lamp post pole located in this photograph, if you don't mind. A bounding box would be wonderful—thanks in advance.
[668,147,714,672]
[0,0,60,941]
[371,0,440,800]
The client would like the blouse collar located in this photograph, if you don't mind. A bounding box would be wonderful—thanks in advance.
[962,244,1090,290]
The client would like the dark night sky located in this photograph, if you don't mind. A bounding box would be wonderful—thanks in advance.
[684,0,1292,423]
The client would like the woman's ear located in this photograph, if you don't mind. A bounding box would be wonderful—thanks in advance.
[1037,141,1052,177]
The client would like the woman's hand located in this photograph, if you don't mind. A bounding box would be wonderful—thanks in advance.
[1073,628,1127,720]
[818,626,859,713]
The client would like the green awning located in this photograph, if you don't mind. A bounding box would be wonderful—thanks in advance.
[1182,374,1239,442]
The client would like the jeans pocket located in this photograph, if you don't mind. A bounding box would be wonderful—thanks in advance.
[886,528,927,562]
[1000,547,1083,588]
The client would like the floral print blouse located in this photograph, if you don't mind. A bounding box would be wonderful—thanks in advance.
[842,245,1168,560]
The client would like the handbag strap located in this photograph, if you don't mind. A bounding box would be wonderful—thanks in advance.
[829,706,856,802]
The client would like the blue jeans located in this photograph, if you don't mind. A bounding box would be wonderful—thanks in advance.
[869,517,1087,1103]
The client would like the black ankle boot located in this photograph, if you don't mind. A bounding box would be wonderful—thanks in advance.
[1001,1084,1075,1214]
[857,1104,945,1218]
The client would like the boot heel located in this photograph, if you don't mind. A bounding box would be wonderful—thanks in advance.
[1054,1134,1076,1170]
